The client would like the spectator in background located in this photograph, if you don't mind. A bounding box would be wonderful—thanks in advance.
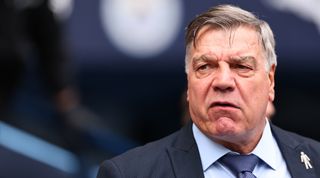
[0,0,104,152]
[97,4,320,178]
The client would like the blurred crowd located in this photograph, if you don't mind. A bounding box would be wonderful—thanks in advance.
[0,1,136,177]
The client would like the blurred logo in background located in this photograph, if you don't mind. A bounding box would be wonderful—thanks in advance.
[263,0,320,34]
[99,0,184,59]
[49,0,74,21]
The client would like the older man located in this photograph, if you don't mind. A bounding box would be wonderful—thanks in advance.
[97,4,320,178]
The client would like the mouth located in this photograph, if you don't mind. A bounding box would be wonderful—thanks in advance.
[210,101,240,109]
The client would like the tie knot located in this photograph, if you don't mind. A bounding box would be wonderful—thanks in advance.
[220,153,259,176]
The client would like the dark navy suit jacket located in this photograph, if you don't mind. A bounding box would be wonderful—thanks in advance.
[97,122,320,178]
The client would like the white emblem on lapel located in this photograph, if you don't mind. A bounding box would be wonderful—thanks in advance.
[300,151,313,169]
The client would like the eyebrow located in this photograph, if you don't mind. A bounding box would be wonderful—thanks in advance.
[193,55,256,64]
[229,56,256,63]
[192,55,215,64]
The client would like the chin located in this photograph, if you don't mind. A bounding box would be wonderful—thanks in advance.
[204,122,237,137]
[214,128,238,137]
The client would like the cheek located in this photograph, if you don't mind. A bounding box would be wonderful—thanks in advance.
[189,81,210,103]
[237,79,269,112]
[244,80,270,116]
[188,80,211,113]
[188,86,201,106]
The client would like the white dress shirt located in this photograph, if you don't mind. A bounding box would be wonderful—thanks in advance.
[193,120,292,178]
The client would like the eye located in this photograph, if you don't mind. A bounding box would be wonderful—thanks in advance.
[230,63,252,70]
[197,64,210,71]
[194,63,215,78]
[230,63,254,77]
[235,64,252,70]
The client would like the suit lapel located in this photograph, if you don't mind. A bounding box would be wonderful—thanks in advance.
[167,123,318,178]
[271,124,317,178]
[167,123,204,178]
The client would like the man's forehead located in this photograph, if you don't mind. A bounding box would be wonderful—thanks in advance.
[193,25,261,49]
[189,27,263,61]
[192,54,257,63]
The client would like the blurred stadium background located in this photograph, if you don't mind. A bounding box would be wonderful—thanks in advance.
[2,0,320,177]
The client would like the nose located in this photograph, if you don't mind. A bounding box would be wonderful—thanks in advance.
[212,63,235,93]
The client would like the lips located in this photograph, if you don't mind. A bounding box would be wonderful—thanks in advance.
[210,101,240,109]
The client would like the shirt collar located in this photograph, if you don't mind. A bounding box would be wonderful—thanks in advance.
[193,119,280,171]
[251,120,280,170]
[192,124,229,171]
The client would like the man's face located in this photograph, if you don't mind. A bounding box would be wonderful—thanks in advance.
[187,25,275,150]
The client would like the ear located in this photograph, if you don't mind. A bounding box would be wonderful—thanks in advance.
[268,64,276,102]
[186,88,190,101]
[186,73,190,101]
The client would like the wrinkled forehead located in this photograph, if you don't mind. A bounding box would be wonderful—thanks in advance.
[185,24,268,71]
[192,24,262,49]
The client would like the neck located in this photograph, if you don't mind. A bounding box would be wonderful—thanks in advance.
[215,121,266,154]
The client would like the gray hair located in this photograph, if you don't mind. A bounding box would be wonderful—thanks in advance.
[184,4,277,73]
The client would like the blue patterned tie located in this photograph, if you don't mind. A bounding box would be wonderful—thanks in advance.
[220,153,259,178]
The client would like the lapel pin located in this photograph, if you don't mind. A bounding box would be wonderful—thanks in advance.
[300,151,313,169]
